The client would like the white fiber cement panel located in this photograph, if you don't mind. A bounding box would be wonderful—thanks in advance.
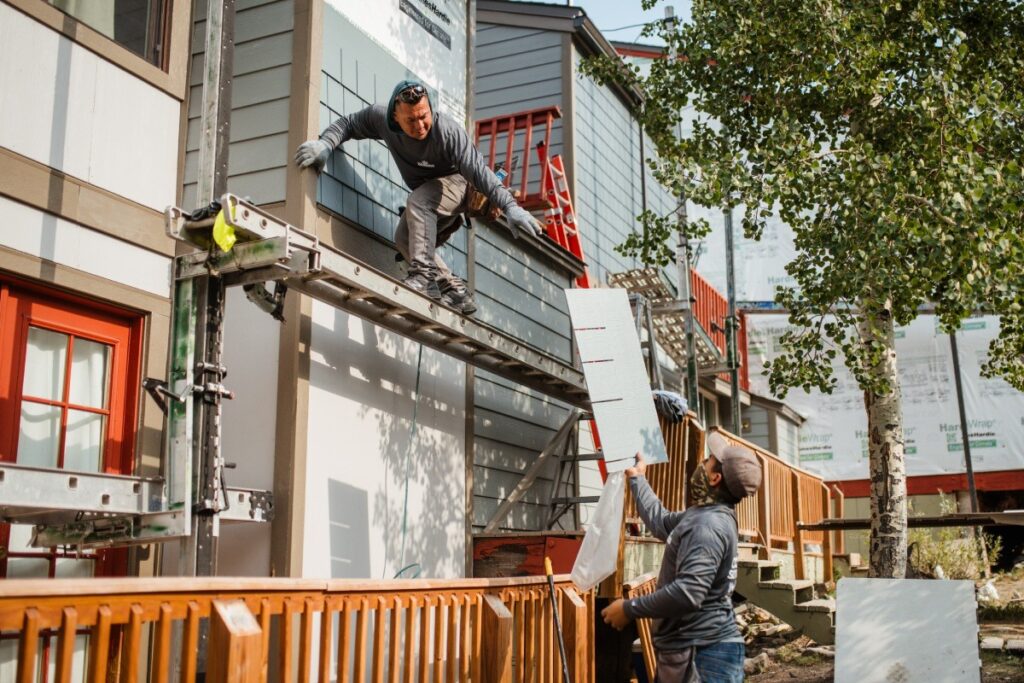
[0,3,179,211]
[304,302,466,579]
[0,197,170,297]
[835,578,979,683]
[565,288,668,472]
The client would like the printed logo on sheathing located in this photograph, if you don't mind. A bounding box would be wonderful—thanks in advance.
[801,451,833,462]
[748,313,1024,480]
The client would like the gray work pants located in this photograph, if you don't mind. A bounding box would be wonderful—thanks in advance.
[656,648,699,683]
[394,173,469,284]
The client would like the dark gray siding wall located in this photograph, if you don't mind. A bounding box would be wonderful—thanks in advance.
[475,23,563,198]
[317,6,467,276]
[475,226,572,361]
[742,404,771,453]
[572,50,647,286]
[473,371,573,530]
[471,222,574,532]
[471,24,575,533]
[184,0,293,207]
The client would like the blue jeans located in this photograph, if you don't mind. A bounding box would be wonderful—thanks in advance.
[694,641,745,683]
[656,642,745,683]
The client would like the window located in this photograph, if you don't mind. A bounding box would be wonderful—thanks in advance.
[1,278,143,473]
[48,0,169,67]
[0,276,142,581]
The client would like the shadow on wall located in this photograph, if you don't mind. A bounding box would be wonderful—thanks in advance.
[311,308,465,579]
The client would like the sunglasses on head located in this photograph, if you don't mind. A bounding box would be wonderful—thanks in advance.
[396,85,427,104]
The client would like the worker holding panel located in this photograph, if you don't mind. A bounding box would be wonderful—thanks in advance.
[602,434,763,683]
[295,80,543,315]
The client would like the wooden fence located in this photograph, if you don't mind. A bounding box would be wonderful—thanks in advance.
[0,576,593,683]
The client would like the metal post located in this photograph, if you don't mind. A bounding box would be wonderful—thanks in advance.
[178,0,235,676]
[949,330,979,512]
[667,7,700,419]
[724,207,741,435]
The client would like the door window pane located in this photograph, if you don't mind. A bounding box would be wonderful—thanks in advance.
[6,524,35,553]
[22,327,67,400]
[40,634,89,683]
[69,338,111,409]
[49,0,167,66]
[55,558,95,579]
[17,402,62,468]
[64,410,105,472]
[5,557,51,579]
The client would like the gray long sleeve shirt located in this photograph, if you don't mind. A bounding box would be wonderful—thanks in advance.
[320,105,516,213]
[623,475,743,651]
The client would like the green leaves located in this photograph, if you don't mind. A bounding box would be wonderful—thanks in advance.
[585,0,1024,396]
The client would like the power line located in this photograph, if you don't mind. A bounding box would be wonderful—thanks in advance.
[601,21,650,32]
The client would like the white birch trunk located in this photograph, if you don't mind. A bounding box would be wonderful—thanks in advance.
[858,305,908,578]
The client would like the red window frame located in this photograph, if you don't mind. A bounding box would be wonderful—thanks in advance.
[0,275,144,472]
[0,274,144,581]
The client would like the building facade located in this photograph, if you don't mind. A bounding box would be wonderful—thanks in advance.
[0,0,762,597]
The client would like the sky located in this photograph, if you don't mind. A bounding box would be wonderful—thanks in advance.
[508,0,692,45]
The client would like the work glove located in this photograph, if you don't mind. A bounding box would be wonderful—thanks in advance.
[504,205,544,240]
[294,139,332,171]
[653,389,687,423]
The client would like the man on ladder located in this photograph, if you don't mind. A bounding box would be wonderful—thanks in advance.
[295,80,543,315]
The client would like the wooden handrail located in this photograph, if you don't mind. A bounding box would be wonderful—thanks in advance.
[710,426,834,579]
[0,575,594,683]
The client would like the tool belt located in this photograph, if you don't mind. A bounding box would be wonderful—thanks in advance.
[466,187,503,221]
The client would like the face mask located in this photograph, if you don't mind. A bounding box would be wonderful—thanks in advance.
[689,462,717,507]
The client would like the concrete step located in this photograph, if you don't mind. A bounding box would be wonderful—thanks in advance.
[738,559,782,582]
[738,542,763,561]
[794,598,835,614]
[738,559,781,568]
[757,579,815,604]
[833,552,862,565]
[757,579,815,592]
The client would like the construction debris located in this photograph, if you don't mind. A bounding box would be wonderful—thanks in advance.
[735,602,793,645]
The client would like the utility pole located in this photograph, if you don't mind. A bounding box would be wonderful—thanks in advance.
[665,5,701,419]
[724,207,741,435]
[949,330,979,512]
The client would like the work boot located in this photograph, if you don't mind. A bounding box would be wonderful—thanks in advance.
[402,271,442,300]
[440,276,477,315]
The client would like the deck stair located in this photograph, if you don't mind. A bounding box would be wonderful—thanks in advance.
[736,559,836,645]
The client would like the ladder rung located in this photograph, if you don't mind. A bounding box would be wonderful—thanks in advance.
[551,496,600,505]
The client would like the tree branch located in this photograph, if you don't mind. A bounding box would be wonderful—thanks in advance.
[905,194,958,227]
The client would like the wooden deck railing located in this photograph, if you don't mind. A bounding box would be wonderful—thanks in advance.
[713,427,832,580]
[621,572,658,683]
[620,418,835,584]
[0,576,594,683]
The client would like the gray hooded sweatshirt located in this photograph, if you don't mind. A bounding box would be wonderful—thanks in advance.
[623,475,744,651]
[319,80,516,213]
